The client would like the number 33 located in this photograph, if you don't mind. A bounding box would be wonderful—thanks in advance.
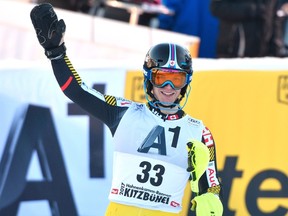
[136,161,165,186]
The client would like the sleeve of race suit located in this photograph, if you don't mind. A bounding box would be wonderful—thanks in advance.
[198,127,222,198]
[50,55,130,135]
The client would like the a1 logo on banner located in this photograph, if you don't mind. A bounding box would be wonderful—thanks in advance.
[278,75,288,104]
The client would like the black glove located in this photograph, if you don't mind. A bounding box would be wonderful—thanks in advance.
[30,3,66,59]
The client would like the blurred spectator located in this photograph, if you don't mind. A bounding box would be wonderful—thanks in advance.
[158,0,219,58]
[121,0,162,26]
[210,0,288,58]
[273,1,288,56]
[36,0,94,13]
[118,0,161,4]
[101,0,162,27]
[284,13,288,46]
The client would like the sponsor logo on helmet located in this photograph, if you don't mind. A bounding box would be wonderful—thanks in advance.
[169,60,175,67]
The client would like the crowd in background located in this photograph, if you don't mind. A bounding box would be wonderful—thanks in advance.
[160,0,288,58]
[35,0,95,13]
[15,0,288,58]
[210,0,288,58]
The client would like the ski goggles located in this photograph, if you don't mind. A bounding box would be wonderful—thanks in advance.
[150,68,188,90]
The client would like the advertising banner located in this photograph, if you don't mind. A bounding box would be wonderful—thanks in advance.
[1,58,288,216]
[124,67,288,216]
[189,70,288,216]
[0,63,126,216]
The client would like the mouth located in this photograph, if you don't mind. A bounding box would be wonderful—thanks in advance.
[161,91,175,96]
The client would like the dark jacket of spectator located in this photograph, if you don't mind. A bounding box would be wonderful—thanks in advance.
[210,0,288,58]
[158,0,219,58]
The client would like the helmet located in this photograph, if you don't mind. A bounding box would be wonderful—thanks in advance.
[143,43,193,107]
[143,43,193,75]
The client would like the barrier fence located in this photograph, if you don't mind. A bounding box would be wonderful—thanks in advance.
[0,58,287,215]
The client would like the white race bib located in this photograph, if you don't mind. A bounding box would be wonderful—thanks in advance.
[109,152,189,213]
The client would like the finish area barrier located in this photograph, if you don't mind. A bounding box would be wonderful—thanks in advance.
[0,58,288,215]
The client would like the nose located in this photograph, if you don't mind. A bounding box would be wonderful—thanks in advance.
[162,82,175,90]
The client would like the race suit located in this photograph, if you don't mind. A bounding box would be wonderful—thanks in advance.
[50,55,222,215]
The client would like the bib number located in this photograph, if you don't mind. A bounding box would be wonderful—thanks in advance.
[136,161,165,187]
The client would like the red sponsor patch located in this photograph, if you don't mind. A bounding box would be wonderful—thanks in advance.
[202,127,214,147]
[111,188,119,194]
[120,101,131,106]
[170,201,180,207]
[206,162,219,187]
[167,114,179,120]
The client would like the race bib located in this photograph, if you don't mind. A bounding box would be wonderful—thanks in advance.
[109,152,189,213]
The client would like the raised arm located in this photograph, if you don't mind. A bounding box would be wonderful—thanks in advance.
[30,3,130,135]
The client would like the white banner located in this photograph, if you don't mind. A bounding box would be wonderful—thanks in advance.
[0,60,126,216]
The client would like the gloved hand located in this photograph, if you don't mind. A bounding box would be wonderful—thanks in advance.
[186,140,209,194]
[191,192,223,216]
[30,3,66,59]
